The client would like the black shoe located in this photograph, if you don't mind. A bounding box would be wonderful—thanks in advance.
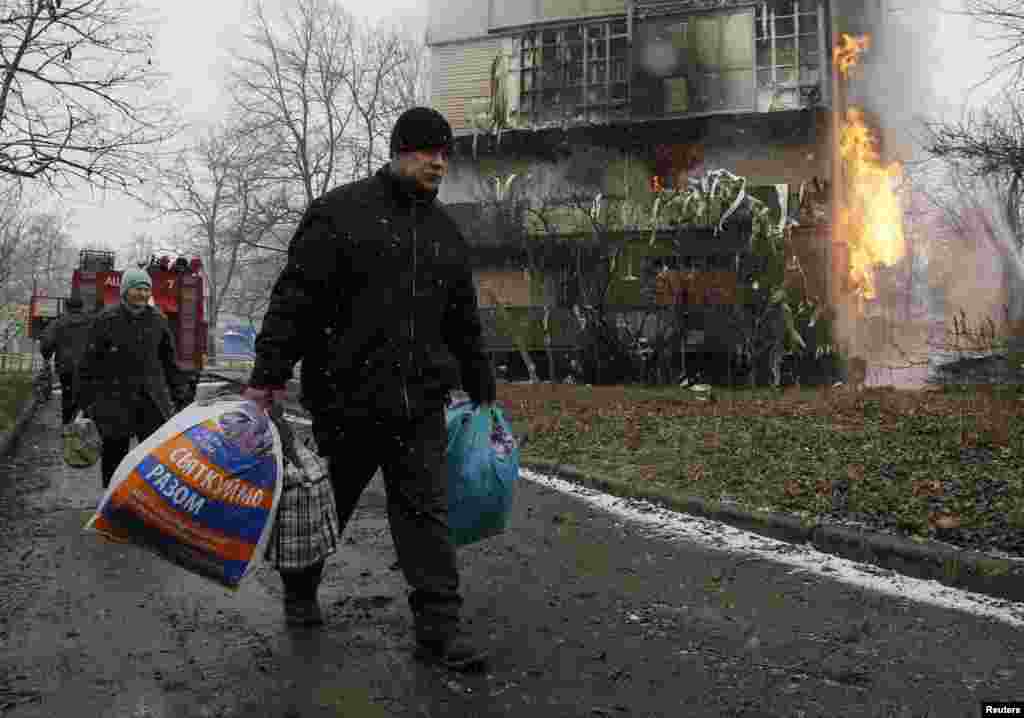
[284,597,324,627]
[415,632,489,671]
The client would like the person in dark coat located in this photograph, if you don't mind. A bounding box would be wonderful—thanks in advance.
[244,106,495,671]
[77,268,189,488]
[39,295,92,427]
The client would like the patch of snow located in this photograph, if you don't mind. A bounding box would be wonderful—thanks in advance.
[521,469,1024,628]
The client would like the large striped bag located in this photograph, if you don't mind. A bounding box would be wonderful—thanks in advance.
[84,398,284,590]
[263,431,340,572]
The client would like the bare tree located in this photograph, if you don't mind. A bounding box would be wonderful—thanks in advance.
[0,186,30,294]
[219,249,283,332]
[379,26,430,116]
[925,99,1024,244]
[960,0,1024,90]
[129,231,154,267]
[924,99,1024,324]
[345,20,427,178]
[229,0,357,221]
[222,0,438,256]
[0,0,179,190]
[0,201,76,351]
[23,209,75,296]
[148,122,279,360]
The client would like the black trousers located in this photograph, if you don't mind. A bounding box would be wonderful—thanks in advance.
[58,371,77,425]
[99,398,166,489]
[281,409,462,639]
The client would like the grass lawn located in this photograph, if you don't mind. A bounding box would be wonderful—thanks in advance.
[0,372,36,434]
[498,381,1024,545]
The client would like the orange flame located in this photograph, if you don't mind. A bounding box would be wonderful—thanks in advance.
[833,33,871,79]
[838,106,905,300]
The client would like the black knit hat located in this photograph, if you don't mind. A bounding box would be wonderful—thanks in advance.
[390,107,453,157]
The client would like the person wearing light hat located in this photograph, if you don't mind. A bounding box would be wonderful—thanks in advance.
[244,106,494,670]
[77,266,189,488]
[120,267,154,313]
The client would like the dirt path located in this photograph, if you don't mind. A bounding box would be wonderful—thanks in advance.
[1,398,1023,717]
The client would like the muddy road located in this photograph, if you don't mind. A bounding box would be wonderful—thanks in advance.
[1,396,1023,717]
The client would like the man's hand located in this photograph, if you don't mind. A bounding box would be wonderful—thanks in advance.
[242,385,287,413]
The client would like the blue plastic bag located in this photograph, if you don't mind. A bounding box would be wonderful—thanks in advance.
[445,399,519,546]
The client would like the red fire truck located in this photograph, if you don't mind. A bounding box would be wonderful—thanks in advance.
[29,249,210,401]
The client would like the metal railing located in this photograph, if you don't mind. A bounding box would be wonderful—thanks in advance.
[209,354,255,371]
[0,353,36,373]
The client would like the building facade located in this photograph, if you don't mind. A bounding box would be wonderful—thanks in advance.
[428,0,885,382]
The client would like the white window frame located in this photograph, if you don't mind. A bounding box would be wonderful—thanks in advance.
[754,0,827,110]
[517,16,631,125]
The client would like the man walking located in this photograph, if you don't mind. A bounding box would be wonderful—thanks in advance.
[244,107,495,671]
[77,268,189,488]
[40,295,92,429]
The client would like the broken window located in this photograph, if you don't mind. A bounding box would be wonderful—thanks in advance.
[518,17,630,125]
[632,8,755,118]
[755,0,824,111]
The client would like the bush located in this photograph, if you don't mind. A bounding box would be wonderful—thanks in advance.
[0,372,35,433]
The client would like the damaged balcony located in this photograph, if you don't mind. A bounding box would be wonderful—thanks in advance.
[449,0,831,157]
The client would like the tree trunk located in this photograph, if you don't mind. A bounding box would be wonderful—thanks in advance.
[519,344,539,383]
[207,329,218,364]
[770,344,783,388]
[542,304,557,382]
[206,298,219,364]
[677,306,687,383]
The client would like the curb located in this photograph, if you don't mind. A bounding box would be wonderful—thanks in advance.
[521,459,1024,604]
[0,388,47,460]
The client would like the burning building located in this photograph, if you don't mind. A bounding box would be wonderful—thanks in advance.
[427,0,904,384]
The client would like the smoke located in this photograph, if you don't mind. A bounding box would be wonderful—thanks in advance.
[958,178,1024,323]
[849,1,1002,156]
[852,3,941,160]
[834,0,1023,374]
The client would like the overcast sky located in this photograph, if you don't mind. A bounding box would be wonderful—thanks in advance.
[44,0,429,263]
[38,0,1004,264]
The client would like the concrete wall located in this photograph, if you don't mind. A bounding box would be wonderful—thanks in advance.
[428,0,629,42]
[431,38,503,131]
[427,0,489,45]
[475,269,533,306]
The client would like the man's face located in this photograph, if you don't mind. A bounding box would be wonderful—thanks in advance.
[125,286,151,307]
[393,146,449,193]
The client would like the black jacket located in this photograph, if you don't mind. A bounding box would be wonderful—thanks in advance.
[77,303,188,438]
[40,308,92,376]
[250,166,495,424]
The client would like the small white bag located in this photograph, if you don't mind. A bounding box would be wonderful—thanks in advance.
[63,411,101,469]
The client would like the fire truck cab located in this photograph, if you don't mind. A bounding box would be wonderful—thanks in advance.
[30,249,209,403]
